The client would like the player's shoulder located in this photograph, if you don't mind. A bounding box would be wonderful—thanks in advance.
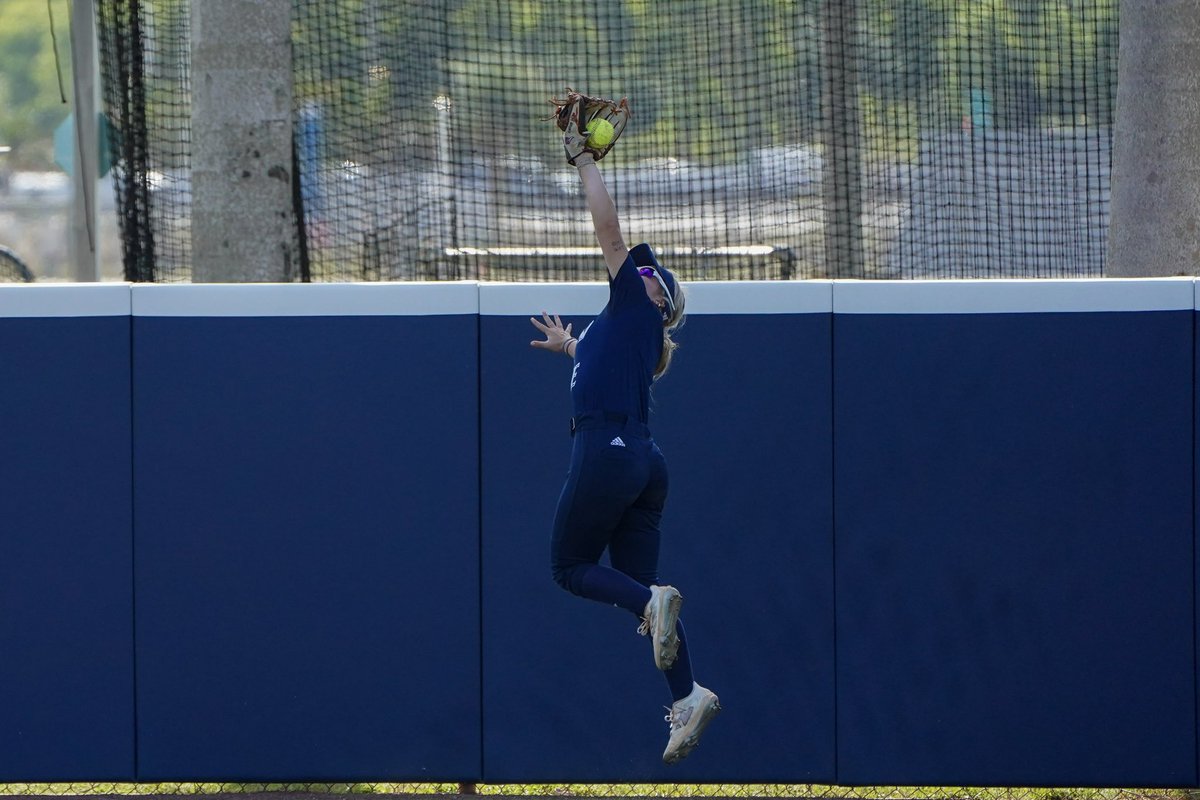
[610,250,638,282]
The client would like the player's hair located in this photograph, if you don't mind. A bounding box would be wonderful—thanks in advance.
[654,281,687,380]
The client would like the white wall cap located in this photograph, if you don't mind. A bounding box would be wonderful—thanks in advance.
[132,281,479,316]
[834,279,1195,314]
[0,283,132,318]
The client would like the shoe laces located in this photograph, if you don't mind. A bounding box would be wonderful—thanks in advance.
[638,588,660,636]
[664,703,693,731]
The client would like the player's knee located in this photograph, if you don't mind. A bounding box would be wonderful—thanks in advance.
[551,562,584,596]
[551,565,570,592]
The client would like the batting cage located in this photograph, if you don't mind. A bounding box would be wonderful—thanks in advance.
[94,0,1117,283]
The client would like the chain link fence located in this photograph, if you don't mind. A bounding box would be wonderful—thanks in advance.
[0,786,1194,799]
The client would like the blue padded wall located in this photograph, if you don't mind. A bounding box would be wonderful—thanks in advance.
[0,288,135,781]
[4,279,1200,787]
[479,283,835,782]
[131,286,481,781]
[834,282,1195,786]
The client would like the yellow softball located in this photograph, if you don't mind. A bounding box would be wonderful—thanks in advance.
[586,118,615,148]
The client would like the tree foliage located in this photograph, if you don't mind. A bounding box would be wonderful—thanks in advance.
[2,0,1117,172]
[0,0,72,168]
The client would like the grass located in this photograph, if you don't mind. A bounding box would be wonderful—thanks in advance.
[0,786,1196,799]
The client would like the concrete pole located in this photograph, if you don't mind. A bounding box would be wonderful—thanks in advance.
[1108,0,1200,276]
[820,0,863,280]
[69,0,100,282]
[190,0,296,282]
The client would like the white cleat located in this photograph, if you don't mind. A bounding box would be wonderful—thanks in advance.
[638,584,683,670]
[662,682,721,764]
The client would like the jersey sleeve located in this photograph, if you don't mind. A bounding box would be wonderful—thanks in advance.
[609,251,647,311]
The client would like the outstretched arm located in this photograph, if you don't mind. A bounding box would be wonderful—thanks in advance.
[564,109,628,279]
[575,157,628,279]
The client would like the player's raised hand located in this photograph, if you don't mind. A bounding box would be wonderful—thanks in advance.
[530,311,574,354]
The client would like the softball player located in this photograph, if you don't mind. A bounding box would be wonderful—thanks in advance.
[529,108,720,764]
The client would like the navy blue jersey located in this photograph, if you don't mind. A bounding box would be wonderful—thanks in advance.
[570,252,664,422]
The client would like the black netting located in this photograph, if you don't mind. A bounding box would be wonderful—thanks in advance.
[97,0,1117,282]
[97,0,191,282]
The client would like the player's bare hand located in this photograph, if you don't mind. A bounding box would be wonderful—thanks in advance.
[530,311,573,352]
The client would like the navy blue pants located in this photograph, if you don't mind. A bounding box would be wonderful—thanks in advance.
[550,413,695,701]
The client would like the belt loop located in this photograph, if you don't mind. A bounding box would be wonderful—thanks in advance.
[569,416,577,436]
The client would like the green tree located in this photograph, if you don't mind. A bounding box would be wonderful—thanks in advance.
[0,0,72,169]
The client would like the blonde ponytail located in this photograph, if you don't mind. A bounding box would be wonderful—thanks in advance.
[653,282,687,380]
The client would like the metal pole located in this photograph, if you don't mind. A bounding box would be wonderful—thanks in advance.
[70,0,100,281]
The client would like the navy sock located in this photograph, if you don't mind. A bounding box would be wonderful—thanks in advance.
[664,619,695,701]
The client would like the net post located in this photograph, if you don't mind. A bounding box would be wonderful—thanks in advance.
[821,0,864,279]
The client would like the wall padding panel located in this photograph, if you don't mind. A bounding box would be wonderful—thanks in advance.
[0,285,135,781]
[478,282,836,782]
[131,284,482,781]
[833,280,1196,786]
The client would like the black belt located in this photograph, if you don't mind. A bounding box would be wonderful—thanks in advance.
[570,411,650,437]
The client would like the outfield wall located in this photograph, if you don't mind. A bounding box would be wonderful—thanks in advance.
[0,279,1194,786]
